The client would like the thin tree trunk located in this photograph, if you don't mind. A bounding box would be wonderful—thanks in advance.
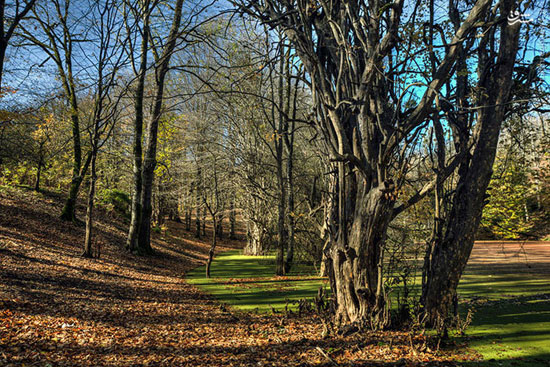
[275,158,286,275]
[202,207,206,236]
[136,0,184,254]
[34,153,43,192]
[0,0,36,93]
[275,40,287,276]
[229,198,236,239]
[206,216,217,278]
[195,178,201,238]
[185,205,191,231]
[83,143,98,258]
[0,39,6,94]
[126,0,150,252]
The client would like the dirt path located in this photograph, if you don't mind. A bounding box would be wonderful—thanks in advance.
[468,240,550,275]
[0,187,464,366]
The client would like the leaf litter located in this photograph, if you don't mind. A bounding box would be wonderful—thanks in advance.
[0,187,473,366]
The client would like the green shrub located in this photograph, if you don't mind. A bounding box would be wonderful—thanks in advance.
[98,189,131,218]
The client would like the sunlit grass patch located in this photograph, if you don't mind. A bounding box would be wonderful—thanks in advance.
[186,250,329,312]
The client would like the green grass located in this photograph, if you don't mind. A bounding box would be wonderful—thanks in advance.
[459,297,550,366]
[456,272,550,367]
[186,248,550,366]
[186,250,329,312]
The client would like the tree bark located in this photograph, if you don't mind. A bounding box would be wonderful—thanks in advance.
[206,216,217,278]
[83,142,98,258]
[422,0,521,327]
[126,0,150,252]
[326,177,395,329]
[136,0,184,254]
[229,197,236,239]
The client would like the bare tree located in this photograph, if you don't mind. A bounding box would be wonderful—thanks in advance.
[125,0,154,252]
[83,0,128,258]
[421,0,535,330]
[236,0,494,328]
[0,0,36,93]
[19,0,93,222]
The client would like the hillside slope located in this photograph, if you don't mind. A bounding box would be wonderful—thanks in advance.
[1,186,461,366]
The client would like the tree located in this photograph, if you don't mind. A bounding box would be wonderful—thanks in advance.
[82,0,128,258]
[236,0,494,329]
[0,0,36,93]
[126,0,215,254]
[125,0,154,252]
[20,0,93,222]
[421,0,543,330]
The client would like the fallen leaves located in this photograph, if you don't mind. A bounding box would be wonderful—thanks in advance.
[1,187,473,366]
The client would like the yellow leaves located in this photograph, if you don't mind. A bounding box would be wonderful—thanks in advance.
[0,86,17,99]
[265,131,283,142]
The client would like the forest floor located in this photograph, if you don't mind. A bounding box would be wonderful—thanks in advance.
[0,185,511,366]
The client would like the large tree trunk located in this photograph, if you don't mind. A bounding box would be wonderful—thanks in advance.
[244,219,268,255]
[216,213,223,239]
[60,109,84,222]
[60,45,88,222]
[422,1,520,327]
[326,178,395,329]
[136,87,163,254]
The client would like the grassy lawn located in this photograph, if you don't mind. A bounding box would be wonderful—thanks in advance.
[186,250,329,312]
[186,248,550,366]
[459,297,550,366]
[456,273,550,366]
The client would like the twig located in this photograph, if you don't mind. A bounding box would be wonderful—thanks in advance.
[315,346,338,365]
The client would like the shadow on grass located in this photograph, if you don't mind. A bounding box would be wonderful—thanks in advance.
[186,250,329,312]
[459,353,550,367]
[456,294,550,366]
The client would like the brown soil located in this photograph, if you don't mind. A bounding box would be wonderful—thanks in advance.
[468,240,550,275]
